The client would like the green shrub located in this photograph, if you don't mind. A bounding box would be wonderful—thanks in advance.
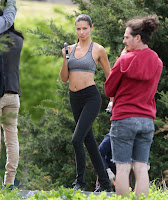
[13,2,77,122]
[0,185,168,199]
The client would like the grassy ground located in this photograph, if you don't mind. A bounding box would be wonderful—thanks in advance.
[16,0,77,19]
[0,185,168,199]
[15,0,78,40]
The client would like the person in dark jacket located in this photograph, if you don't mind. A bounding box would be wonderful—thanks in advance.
[98,133,116,181]
[0,9,24,190]
[96,133,134,191]
[95,133,116,190]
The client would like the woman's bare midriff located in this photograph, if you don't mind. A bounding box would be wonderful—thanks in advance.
[69,71,95,92]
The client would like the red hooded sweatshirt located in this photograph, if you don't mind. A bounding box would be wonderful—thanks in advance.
[104,48,163,121]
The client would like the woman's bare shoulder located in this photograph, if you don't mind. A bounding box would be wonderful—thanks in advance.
[93,42,105,50]
[93,42,106,55]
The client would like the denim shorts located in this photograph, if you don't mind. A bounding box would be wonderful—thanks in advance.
[110,117,155,164]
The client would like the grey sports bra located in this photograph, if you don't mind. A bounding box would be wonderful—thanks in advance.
[68,42,97,74]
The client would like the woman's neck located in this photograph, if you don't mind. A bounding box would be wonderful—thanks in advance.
[78,38,92,48]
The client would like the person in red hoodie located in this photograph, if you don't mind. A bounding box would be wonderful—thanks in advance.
[104,15,163,198]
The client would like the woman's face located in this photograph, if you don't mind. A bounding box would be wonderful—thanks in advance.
[75,20,93,41]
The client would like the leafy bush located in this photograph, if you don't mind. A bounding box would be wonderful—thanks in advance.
[2,0,167,192]
[0,1,77,188]
[0,184,168,199]
[13,2,77,122]
[17,83,97,191]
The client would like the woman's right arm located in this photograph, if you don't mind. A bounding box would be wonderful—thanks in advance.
[0,0,17,34]
[60,47,69,82]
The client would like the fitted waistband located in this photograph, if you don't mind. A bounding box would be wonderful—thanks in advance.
[69,85,96,93]
[69,85,100,98]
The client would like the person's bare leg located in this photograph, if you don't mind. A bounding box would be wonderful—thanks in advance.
[133,162,149,198]
[115,163,131,196]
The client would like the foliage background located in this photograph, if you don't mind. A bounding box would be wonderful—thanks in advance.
[0,0,168,192]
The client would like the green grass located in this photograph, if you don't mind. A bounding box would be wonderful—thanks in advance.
[15,0,77,30]
[0,185,168,199]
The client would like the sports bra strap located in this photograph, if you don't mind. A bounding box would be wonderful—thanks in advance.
[88,42,93,52]
[71,43,78,56]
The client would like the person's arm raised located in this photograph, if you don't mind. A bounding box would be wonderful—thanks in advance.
[0,0,17,34]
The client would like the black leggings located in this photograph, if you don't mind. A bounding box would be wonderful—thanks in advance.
[69,85,112,190]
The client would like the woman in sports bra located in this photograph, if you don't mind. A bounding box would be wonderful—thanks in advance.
[60,14,112,192]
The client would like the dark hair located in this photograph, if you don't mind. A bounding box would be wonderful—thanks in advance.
[0,9,3,16]
[75,14,92,27]
[125,15,160,44]
[8,24,24,39]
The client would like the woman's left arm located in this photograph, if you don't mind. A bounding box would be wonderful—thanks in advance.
[98,46,111,78]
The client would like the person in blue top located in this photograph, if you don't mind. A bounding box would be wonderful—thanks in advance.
[0,0,17,34]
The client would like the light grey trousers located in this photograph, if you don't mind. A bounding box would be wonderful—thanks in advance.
[0,94,20,185]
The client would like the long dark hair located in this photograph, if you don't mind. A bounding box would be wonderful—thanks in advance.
[8,24,24,39]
